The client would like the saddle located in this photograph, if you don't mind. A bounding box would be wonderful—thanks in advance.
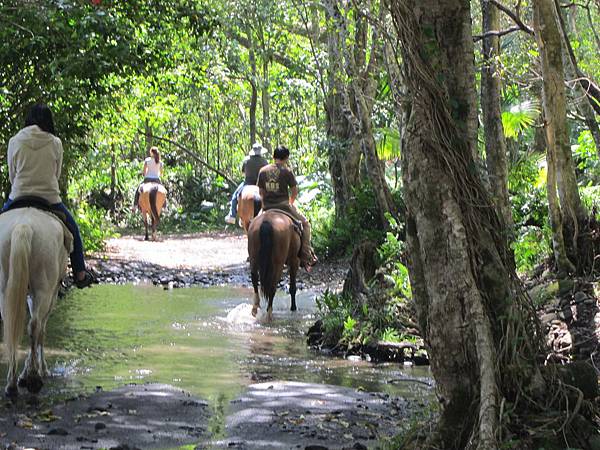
[263,208,303,238]
[1,196,73,252]
[237,184,260,200]
[2,196,68,225]
[139,182,167,194]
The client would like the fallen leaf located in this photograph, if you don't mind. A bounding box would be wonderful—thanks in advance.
[16,415,33,429]
[338,419,350,428]
[36,409,61,422]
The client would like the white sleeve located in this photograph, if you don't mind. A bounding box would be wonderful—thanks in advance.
[7,138,15,184]
[55,138,63,179]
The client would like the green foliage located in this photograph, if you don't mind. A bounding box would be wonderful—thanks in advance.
[74,202,116,253]
[315,216,416,350]
[509,153,551,273]
[315,290,355,346]
[574,130,600,186]
[501,99,540,140]
[377,215,412,299]
[375,127,401,160]
[379,327,401,343]
[308,181,393,257]
[513,226,550,274]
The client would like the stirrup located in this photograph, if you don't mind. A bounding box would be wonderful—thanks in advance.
[74,269,97,289]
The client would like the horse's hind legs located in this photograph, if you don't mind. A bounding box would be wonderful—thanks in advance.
[289,262,298,312]
[19,292,53,394]
[19,316,44,394]
[251,270,260,316]
[266,296,274,322]
[5,361,18,399]
[143,215,149,241]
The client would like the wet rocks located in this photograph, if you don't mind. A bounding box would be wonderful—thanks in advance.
[87,258,250,289]
[532,278,599,364]
[84,255,348,292]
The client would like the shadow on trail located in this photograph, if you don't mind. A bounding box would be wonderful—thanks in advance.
[0,384,210,449]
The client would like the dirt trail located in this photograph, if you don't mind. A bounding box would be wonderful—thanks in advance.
[99,232,248,270]
[88,231,347,290]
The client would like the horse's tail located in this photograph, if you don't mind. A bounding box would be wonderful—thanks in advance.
[4,224,32,371]
[149,185,160,225]
[259,220,276,300]
[253,194,262,218]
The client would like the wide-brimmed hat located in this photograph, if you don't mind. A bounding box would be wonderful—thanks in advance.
[249,143,267,156]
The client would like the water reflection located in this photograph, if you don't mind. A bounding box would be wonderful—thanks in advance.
[0,284,431,408]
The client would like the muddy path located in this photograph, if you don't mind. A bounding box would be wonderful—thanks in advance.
[87,231,347,291]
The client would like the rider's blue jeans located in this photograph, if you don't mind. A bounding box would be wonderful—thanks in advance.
[229,182,245,217]
[2,198,86,274]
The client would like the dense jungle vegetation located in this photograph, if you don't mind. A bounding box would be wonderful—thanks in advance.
[1,0,600,448]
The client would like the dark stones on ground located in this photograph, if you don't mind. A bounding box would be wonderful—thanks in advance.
[87,258,244,288]
[82,257,347,292]
[0,384,210,450]
[1,382,421,449]
[213,381,415,449]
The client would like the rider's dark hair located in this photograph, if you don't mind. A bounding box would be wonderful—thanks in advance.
[25,104,56,135]
[273,145,290,160]
[150,146,160,163]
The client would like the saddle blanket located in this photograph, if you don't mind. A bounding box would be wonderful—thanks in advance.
[262,208,303,237]
[1,198,73,253]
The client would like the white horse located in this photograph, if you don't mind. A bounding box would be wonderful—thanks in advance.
[0,208,72,398]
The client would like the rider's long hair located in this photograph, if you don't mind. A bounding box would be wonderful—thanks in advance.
[25,104,56,136]
[150,146,160,164]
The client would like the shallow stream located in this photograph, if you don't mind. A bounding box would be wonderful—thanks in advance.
[0,284,432,441]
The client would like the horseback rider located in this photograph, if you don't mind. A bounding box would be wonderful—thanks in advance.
[133,146,163,211]
[2,104,95,288]
[257,145,317,270]
[224,142,268,224]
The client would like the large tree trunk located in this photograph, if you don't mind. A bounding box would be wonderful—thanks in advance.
[325,1,397,228]
[355,90,398,227]
[325,9,362,221]
[387,1,550,447]
[533,0,588,272]
[480,0,513,231]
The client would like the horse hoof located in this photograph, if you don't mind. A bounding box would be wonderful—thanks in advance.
[144,236,149,241]
[5,385,18,399]
[290,306,297,312]
[25,375,43,394]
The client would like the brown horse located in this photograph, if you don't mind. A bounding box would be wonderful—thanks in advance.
[237,185,262,233]
[248,210,301,321]
[138,182,167,241]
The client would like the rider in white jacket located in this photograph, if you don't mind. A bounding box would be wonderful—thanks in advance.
[3,104,94,288]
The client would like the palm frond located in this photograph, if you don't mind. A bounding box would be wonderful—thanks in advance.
[501,100,541,139]
[375,127,401,160]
